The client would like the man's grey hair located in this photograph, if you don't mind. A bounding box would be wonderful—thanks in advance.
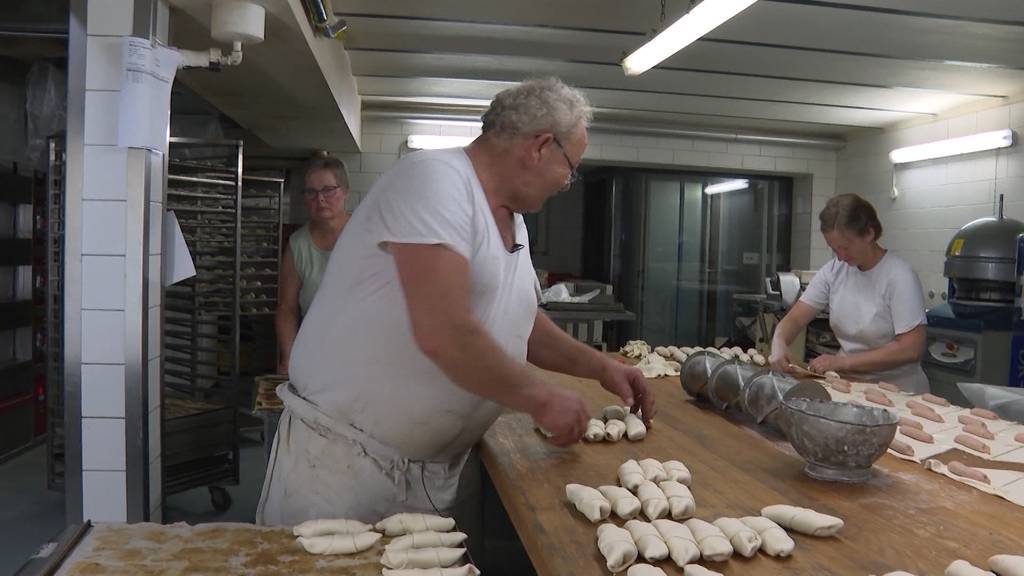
[481,77,592,140]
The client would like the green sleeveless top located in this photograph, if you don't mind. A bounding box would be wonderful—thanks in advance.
[289,224,332,316]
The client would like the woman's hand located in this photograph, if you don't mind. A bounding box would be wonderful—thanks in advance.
[768,341,793,373]
[808,353,847,374]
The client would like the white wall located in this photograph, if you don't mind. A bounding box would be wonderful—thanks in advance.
[337,117,838,272]
[836,101,1024,308]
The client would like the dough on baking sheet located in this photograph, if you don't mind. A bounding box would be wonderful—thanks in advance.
[683,518,733,562]
[712,517,761,558]
[382,566,481,576]
[945,559,996,576]
[376,514,456,536]
[636,481,670,521]
[924,460,1024,507]
[627,565,668,576]
[619,459,647,491]
[760,504,843,537]
[740,516,794,557]
[605,419,627,442]
[662,460,692,485]
[381,547,466,569]
[296,531,381,554]
[989,554,1024,576]
[598,485,642,520]
[597,523,639,573]
[652,519,701,566]
[292,518,374,537]
[604,405,628,421]
[638,458,668,482]
[658,480,696,520]
[386,531,468,551]
[584,418,606,442]
[625,413,648,441]
[624,519,670,562]
[683,565,724,576]
[565,483,611,523]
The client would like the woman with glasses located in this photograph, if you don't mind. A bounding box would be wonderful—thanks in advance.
[275,154,350,375]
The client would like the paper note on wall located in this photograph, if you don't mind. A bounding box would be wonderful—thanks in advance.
[162,210,195,287]
[118,37,180,153]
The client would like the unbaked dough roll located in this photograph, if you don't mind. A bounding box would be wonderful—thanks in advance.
[376,514,456,536]
[565,483,611,523]
[584,418,606,442]
[655,346,671,357]
[680,346,695,355]
[627,565,668,576]
[605,419,627,441]
[625,413,648,441]
[663,460,692,485]
[638,458,668,482]
[740,516,794,557]
[382,566,481,576]
[760,504,843,537]
[880,572,918,576]
[297,531,381,555]
[619,459,646,491]
[598,485,642,520]
[385,531,468,551]
[652,519,700,566]
[683,518,733,562]
[989,554,1024,576]
[824,370,840,382]
[684,565,724,576]
[658,480,696,520]
[624,519,670,562]
[292,518,374,537]
[945,559,996,576]
[380,548,466,569]
[636,481,670,521]
[597,523,638,573]
[752,354,767,367]
[604,405,628,421]
[712,517,761,557]
[667,345,681,356]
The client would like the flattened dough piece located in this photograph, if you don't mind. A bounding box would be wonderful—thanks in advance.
[712,517,762,557]
[652,519,700,566]
[989,554,1024,576]
[386,531,468,551]
[297,531,381,555]
[565,483,611,523]
[619,459,646,491]
[658,480,696,520]
[292,518,374,537]
[584,418,606,442]
[376,514,456,536]
[637,480,670,521]
[761,504,843,537]
[598,485,642,520]
[380,548,466,570]
[597,523,639,573]
[684,565,724,576]
[945,559,996,576]
[627,565,668,576]
[605,419,627,441]
[625,412,648,441]
[624,519,670,562]
[683,518,733,562]
[638,458,668,482]
[663,460,692,485]
[740,516,794,557]
[382,566,481,576]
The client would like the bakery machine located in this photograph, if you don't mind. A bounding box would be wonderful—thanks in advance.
[923,198,1024,405]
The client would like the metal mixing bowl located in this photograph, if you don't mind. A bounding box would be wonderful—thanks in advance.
[707,360,765,410]
[741,371,830,428]
[680,350,726,400]
[780,398,899,483]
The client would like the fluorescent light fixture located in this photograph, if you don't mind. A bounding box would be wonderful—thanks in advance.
[704,179,749,195]
[406,135,476,150]
[889,129,1014,164]
[621,0,759,76]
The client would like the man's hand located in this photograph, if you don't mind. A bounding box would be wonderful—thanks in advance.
[598,360,655,425]
[808,353,846,374]
[530,384,590,447]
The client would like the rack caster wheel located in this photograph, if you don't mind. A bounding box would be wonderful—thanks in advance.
[209,486,232,512]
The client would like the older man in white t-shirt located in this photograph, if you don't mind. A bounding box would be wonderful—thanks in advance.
[257,78,654,526]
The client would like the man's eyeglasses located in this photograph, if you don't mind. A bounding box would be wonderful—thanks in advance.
[303,185,341,199]
[551,135,580,191]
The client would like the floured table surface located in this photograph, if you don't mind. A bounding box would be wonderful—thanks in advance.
[55,522,383,576]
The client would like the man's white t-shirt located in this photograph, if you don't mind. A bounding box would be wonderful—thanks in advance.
[288,148,540,461]
[799,251,929,393]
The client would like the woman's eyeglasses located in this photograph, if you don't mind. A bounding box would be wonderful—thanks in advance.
[303,185,341,199]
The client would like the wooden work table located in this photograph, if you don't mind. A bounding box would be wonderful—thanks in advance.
[480,368,1024,575]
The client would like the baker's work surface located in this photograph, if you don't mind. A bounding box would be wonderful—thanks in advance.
[480,368,1024,575]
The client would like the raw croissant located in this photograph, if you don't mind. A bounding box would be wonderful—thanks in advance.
[712,517,761,557]
[597,523,638,573]
[292,518,374,537]
[598,485,642,520]
[624,519,670,562]
[380,547,466,569]
[658,480,696,520]
[760,504,843,537]
[565,483,611,523]
[376,513,456,537]
[297,532,381,555]
[651,519,700,566]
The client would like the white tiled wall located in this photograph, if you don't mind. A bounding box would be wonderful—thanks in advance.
[836,100,1024,307]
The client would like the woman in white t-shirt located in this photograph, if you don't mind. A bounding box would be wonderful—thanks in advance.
[769,194,929,393]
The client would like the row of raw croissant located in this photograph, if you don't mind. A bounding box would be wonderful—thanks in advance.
[881,555,1024,576]
[585,405,650,442]
[292,512,477,575]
